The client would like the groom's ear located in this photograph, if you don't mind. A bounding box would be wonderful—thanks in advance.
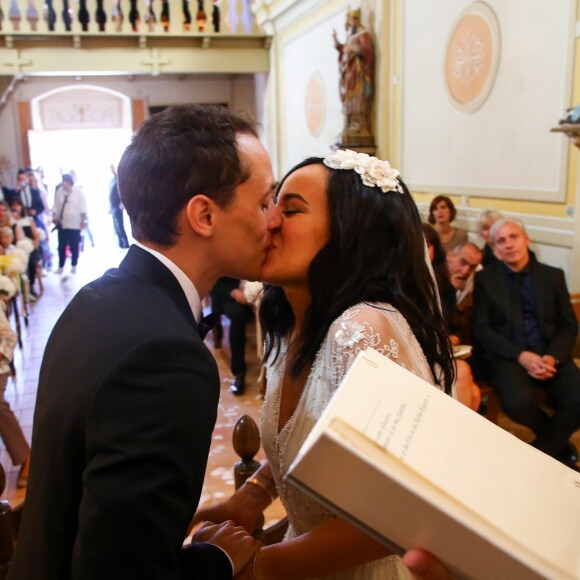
[186,195,217,238]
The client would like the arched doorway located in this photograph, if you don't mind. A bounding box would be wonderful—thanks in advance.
[26,85,137,253]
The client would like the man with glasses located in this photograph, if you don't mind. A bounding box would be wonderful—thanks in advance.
[446,242,483,306]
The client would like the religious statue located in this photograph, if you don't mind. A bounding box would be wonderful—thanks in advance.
[332,8,375,150]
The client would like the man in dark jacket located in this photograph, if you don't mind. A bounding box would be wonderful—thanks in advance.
[473,218,580,468]
[9,105,277,579]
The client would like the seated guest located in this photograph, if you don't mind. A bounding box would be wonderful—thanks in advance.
[10,197,42,298]
[423,224,456,335]
[0,227,17,254]
[428,195,467,253]
[423,225,481,411]
[446,242,483,309]
[473,218,580,469]
[445,242,483,375]
[477,209,503,267]
[0,201,24,243]
[210,277,254,396]
[0,288,30,487]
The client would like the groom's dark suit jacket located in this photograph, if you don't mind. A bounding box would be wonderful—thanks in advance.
[472,259,578,366]
[9,246,231,580]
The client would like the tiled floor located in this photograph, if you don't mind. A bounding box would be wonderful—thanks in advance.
[1,241,578,526]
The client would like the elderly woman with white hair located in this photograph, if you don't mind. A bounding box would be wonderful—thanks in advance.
[477,209,503,267]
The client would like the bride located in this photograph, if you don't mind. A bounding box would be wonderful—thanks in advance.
[193,150,455,579]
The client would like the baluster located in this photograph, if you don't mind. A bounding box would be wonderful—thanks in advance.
[78,0,89,30]
[240,0,250,33]
[194,0,204,32]
[8,0,21,31]
[128,0,139,31]
[95,0,106,31]
[25,0,39,30]
[225,0,237,33]
[167,0,180,33]
[159,0,168,31]
[43,0,56,30]
[232,415,264,533]
[61,0,71,30]
[51,0,65,31]
[111,0,124,31]
[211,0,218,32]
[181,0,189,31]
[144,0,155,31]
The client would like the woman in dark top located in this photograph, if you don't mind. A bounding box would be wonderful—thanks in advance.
[423,223,456,334]
[10,197,41,296]
[423,223,482,411]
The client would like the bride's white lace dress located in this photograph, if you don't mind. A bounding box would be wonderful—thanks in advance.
[261,302,442,580]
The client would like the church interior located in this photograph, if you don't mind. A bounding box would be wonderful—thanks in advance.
[0,0,579,575]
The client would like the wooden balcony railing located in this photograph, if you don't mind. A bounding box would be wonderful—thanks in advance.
[0,0,261,36]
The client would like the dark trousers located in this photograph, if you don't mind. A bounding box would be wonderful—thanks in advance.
[112,208,129,249]
[27,248,40,288]
[490,358,580,458]
[58,228,81,268]
[210,284,252,376]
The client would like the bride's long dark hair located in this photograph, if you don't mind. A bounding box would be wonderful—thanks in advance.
[260,157,454,394]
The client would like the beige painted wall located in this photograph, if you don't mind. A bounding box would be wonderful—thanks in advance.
[259,0,580,290]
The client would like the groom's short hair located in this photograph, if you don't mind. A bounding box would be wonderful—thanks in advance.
[118,104,258,246]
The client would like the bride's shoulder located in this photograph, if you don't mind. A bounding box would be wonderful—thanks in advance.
[333,302,400,326]
[329,302,414,343]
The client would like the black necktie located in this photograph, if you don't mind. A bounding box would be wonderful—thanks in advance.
[198,312,218,339]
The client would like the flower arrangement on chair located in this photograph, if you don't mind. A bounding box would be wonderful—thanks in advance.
[0,253,27,279]
[15,238,34,257]
[0,275,17,301]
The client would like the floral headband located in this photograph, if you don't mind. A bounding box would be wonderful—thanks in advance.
[323,149,403,194]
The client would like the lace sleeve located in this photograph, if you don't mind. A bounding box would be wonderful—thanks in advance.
[326,302,435,393]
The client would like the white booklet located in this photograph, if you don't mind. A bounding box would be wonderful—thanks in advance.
[287,348,580,580]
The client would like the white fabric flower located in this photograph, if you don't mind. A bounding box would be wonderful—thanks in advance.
[16,238,34,257]
[323,149,403,193]
[243,281,263,305]
[4,255,26,276]
[0,275,16,298]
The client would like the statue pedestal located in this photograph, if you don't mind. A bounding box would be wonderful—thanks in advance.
[332,133,376,156]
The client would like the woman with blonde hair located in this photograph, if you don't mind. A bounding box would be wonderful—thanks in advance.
[477,209,503,267]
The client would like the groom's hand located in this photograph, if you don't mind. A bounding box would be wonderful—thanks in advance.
[192,520,262,576]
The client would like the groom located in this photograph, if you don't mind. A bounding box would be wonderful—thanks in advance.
[10,103,450,580]
[9,105,277,579]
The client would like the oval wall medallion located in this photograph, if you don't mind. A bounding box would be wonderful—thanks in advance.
[305,71,326,137]
[444,2,500,113]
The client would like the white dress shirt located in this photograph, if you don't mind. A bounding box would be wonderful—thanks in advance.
[134,242,202,322]
[53,186,88,230]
